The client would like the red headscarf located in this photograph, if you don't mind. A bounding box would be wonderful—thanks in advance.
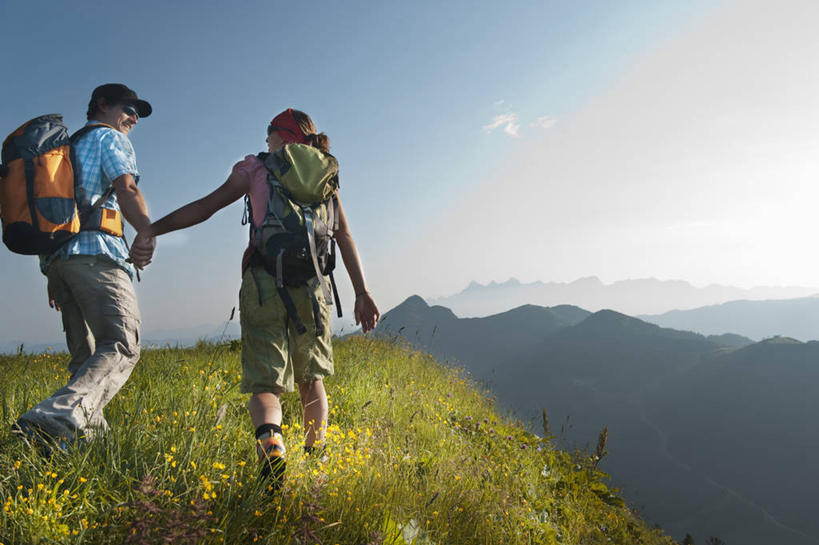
[268,108,310,145]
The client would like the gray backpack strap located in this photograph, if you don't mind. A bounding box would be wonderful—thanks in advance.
[275,248,285,289]
[324,194,338,237]
[331,194,339,232]
[303,207,333,304]
[327,194,342,317]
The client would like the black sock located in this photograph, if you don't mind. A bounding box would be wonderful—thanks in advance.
[255,423,282,439]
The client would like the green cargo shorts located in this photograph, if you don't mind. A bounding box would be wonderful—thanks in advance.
[239,268,334,394]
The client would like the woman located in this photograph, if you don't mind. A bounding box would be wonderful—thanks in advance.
[130,109,379,488]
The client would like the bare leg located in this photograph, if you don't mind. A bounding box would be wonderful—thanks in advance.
[248,392,282,429]
[298,380,328,448]
[248,391,286,490]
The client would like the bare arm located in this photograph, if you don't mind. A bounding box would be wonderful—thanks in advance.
[113,173,156,269]
[148,172,248,237]
[334,195,380,332]
[113,173,151,233]
[129,172,248,266]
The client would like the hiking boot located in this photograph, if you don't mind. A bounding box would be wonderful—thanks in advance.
[257,432,286,493]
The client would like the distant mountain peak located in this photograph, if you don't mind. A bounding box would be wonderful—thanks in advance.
[758,335,802,345]
[578,309,679,335]
[403,295,429,308]
[464,278,524,292]
[584,309,639,325]
[381,295,458,327]
[433,276,819,323]
[570,276,604,286]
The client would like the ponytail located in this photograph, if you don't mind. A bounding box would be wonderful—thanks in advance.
[307,132,331,154]
[291,109,331,154]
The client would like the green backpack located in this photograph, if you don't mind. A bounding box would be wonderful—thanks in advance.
[246,143,342,335]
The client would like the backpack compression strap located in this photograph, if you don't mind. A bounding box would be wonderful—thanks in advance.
[278,286,309,334]
[254,253,310,335]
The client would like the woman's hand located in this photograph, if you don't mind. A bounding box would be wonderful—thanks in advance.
[354,292,380,333]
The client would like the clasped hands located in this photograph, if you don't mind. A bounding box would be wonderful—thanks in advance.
[129,231,156,269]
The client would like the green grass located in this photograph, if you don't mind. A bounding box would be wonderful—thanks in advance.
[0,337,674,544]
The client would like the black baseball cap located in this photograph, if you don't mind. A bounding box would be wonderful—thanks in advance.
[91,83,152,118]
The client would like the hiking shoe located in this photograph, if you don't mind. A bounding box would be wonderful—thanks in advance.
[257,432,286,493]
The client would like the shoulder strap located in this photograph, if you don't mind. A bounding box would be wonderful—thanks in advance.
[79,185,116,225]
[328,193,341,317]
[69,123,119,225]
[303,206,333,305]
[69,123,112,144]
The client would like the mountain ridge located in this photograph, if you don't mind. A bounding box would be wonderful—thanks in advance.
[375,295,819,545]
[430,276,818,318]
[641,295,819,341]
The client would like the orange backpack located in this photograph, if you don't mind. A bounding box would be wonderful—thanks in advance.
[0,114,118,255]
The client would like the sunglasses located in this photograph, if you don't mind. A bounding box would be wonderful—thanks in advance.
[268,125,297,136]
[121,104,139,119]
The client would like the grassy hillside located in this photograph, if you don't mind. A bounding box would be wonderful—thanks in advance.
[0,337,672,544]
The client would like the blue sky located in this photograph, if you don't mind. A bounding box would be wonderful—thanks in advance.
[7,0,819,347]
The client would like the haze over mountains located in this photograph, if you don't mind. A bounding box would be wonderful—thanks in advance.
[429,276,817,317]
[641,295,819,342]
[376,295,819,545]
[6,276,816,354]
[0,321,242,355]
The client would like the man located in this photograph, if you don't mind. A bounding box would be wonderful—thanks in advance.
[15,83,156,448]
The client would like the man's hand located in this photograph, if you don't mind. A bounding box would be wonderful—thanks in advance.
[354,292,380,333]
[48,286,61,312]
[112,174,154,269]
[129,231,156,269]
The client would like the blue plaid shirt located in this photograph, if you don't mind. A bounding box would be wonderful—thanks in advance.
[40,122,139,277]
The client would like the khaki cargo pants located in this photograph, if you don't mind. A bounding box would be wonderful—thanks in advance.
[18,255,141,441]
